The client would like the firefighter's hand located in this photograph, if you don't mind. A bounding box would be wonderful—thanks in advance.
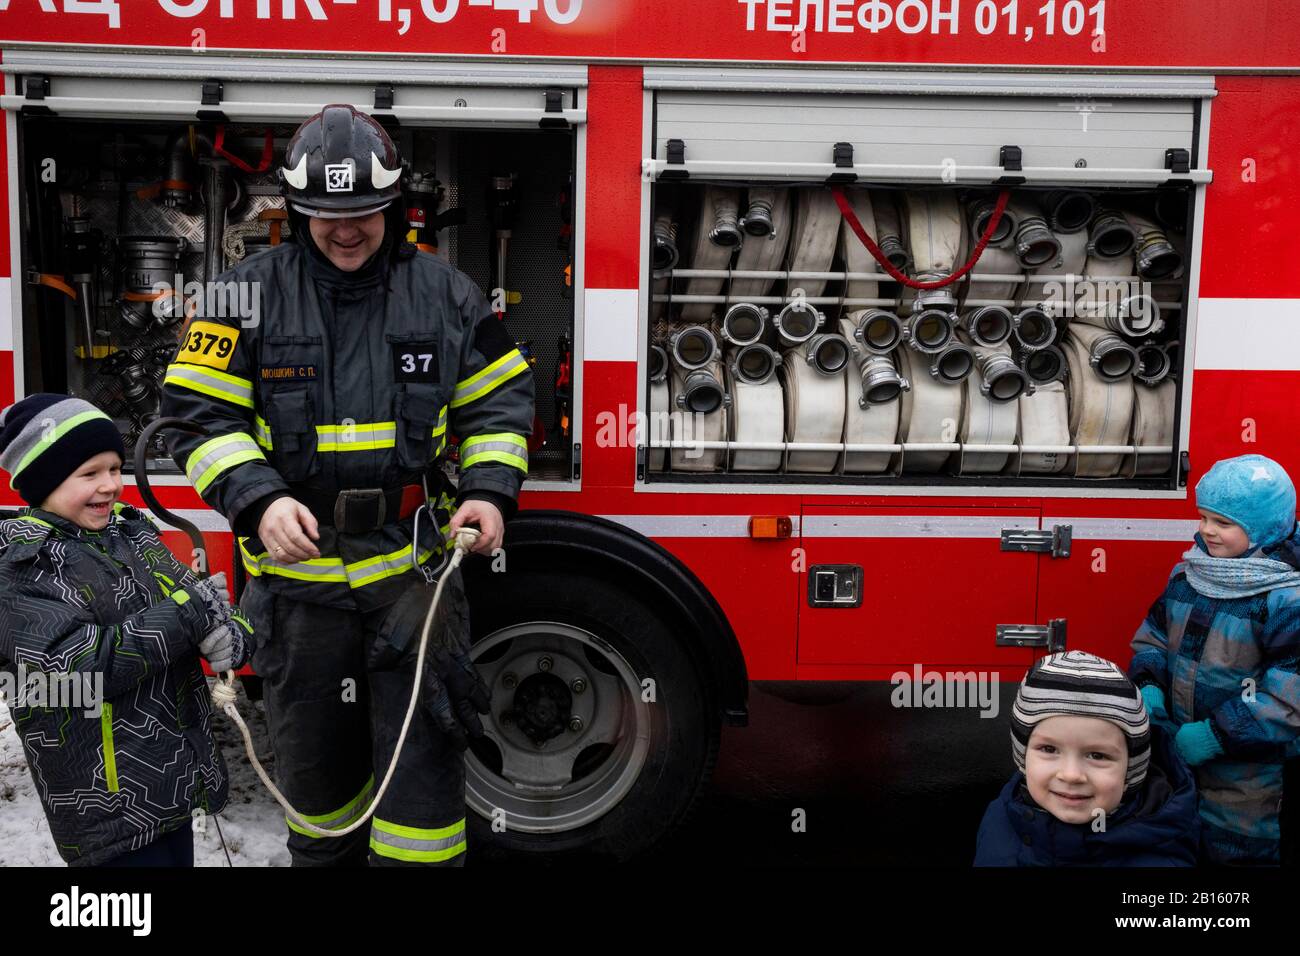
[258,497,321,563]
[423,655,492,753]
[449,499,502,555]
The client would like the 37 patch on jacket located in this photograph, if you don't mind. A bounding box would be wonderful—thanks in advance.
[391,342,440,383]
[260,365,318,383]
[177,321,240,371]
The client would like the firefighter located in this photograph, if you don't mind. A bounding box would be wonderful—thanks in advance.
[160,104,534,866]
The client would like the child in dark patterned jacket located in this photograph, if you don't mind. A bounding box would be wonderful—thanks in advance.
[0,393,252,866]
[1130,453,1300,865]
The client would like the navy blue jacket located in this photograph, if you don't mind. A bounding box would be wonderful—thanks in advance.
[973,727,1200,866]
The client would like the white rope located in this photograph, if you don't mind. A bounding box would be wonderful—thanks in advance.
[210,527,481,839]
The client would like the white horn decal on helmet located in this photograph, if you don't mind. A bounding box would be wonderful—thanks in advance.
[282,154,309,190]
[371,152,402,190]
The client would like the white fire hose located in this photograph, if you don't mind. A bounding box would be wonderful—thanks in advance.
[726,345,785,472]
[681,185,741,322]
[730,187,792,302]
[648,343,670,471]
[1061,323,1137,477]
[670,359,728,471]
[839,316,900,474]
[896,343,963,473]
[787,187,841,306]
[1075,254,1163,339]
[1018,380,1072,474]
[958,335,1023,474]
[210,527,481,838]
[1130,378,1177,477]
[838,188,882,308]
[870,190,912,272]
[782,342,846,473]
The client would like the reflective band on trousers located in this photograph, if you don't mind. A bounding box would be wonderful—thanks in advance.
[451,349,529,408]
[251,408,448,455]
[287,775,376,838]
[369,817,467,863]
[238,528,450,589]
[163,363,255,409]
[185,432,266,495]
[460,432,529,474]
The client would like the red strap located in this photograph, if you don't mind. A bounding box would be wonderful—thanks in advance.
[830,186,1011,291]
[212,125,275,174]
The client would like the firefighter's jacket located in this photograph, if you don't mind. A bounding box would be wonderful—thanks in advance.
[160,241,534,611]
[0,504,229,866]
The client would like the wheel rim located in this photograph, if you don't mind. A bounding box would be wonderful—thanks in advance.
[466,621,652,834]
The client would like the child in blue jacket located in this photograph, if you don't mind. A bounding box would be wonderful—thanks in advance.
[975,651,1199,866]
[1130,453,1300,865]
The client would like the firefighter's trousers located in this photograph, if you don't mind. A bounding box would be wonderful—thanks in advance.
[241,572,469,866]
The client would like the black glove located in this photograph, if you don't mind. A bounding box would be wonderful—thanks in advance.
[372,569,490,752]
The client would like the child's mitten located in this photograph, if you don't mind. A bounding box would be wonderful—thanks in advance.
[1175,719,1224,767]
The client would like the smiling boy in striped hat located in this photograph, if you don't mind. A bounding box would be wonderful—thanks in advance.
[974,650,1200,866]
[0,393,249,866]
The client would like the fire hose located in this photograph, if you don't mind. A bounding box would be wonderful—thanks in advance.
[135,417,478,839]
[839,315,901,475]
[1060,324,1137,477]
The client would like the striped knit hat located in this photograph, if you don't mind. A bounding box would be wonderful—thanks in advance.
[1011,651,1151,796]
[0,394,125,506]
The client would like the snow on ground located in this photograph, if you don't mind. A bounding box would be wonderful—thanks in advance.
[1,682,291,868]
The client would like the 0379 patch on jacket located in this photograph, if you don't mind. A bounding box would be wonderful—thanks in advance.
[0,504,229,866]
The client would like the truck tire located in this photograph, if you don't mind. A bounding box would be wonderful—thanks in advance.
[464,568,719,862]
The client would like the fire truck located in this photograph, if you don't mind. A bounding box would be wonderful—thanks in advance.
[1,0,1296,861]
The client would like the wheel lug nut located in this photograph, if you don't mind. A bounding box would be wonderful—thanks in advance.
[500,712,512,726]
[537,656,553,673]
[502,672,518,689]
[568,716,583,733]
[570,678,587,694]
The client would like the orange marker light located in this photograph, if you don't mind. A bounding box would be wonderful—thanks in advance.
[749,516,792,539]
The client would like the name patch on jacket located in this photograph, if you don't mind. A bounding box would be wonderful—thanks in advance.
[260,365,318,382]
[391,343,440,384]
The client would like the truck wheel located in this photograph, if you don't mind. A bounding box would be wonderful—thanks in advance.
[465,569,719,862]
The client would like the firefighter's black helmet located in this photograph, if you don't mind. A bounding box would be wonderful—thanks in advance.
[278,104,404,218]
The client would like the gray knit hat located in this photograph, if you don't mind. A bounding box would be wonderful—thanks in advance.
[1011,651,1151,796]
[0,394,125,506]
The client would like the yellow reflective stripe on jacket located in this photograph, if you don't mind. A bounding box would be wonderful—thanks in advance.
[287,775,375,838]
[253,414,272,451]
[250,413,448,456]
[369,817,466,863]
[164,363,255,409]
[450,349,528,408]
[460,432,528,474]
[185,432,266,495]
[238,537,441,589]
[101,701,119,793]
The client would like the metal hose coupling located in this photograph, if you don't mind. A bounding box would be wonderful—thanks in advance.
[675,367,730,414]
[1015,342,1067,385]
[729,343,780,386]
[962,305,1014,347]
[1134,339,1173,386]
[1012,306,1057,352]
[118,236,187,330]
[707,190,743,248]
[902,310,955,354]
[1012,206,1062,269]
[652,210,679,271]
[668,325,719,371]
[721,302,770,347]
[927,341,975,384]
[649,344,669,384]
[856,353,910,407]
[967,196,1016,247]
[853,309,904,354]
[1084,330,1140,382]
[1087,209,1137,259]
[1130,215,1184,281]
[1162,340,1181,382]
[972,342,1031,403]
[774,301,823,348]
[1045,190,1096,234]
[804,333,852,376]
[741,187,776,237]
